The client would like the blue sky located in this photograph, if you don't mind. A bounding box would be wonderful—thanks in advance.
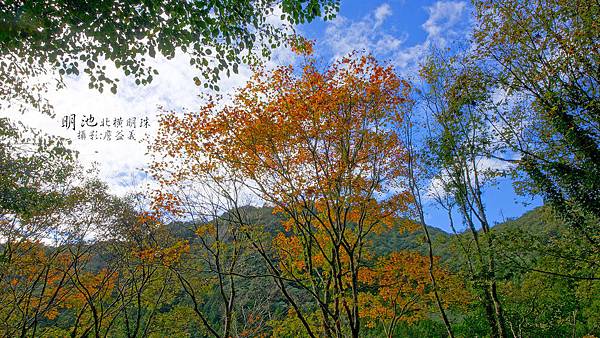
[299,0,472,72]
[302,0,434,48]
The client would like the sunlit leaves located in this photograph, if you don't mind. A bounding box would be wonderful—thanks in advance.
[0,0,340,114]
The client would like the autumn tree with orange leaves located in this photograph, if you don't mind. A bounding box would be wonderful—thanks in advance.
[358,251,469,338]
[150,43,415,337]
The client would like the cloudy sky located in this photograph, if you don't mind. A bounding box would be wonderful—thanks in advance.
[3,0,540,230]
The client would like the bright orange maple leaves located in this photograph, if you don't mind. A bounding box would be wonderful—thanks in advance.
[150,47,413,226]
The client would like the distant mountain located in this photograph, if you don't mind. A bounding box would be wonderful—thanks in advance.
[162,205,557,264]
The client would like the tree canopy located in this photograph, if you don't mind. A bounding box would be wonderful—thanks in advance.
[0,0,339,114]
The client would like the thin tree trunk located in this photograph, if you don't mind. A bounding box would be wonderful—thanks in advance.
[404,114,455,338]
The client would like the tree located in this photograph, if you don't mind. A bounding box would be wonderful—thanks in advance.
[0,117,75,220]
[420,50,509,338]
[473,0,600,248]
[150,46,413,337]
[0,118,179,337]
[402,107,455,337]
[0,0,339,115]
[358,251,468,338]
[492,206,600,336]
[0,118,78,337]
[146,155,276,337]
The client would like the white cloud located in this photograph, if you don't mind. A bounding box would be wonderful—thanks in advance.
[422,1,467,46]
[394,1,469,71]
[323,1,470,73]
[374,3,393,28]
[1,0,306,201]
[1,50,252,197]
[426,156,515,200]
[395,44,428,70]
[325,7,406,60]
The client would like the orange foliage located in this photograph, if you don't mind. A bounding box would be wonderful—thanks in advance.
[1,241,73,318]
[150,48,414,335]
[134,240,190,267]
[358,251,469,330]
[150,51,412,222]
